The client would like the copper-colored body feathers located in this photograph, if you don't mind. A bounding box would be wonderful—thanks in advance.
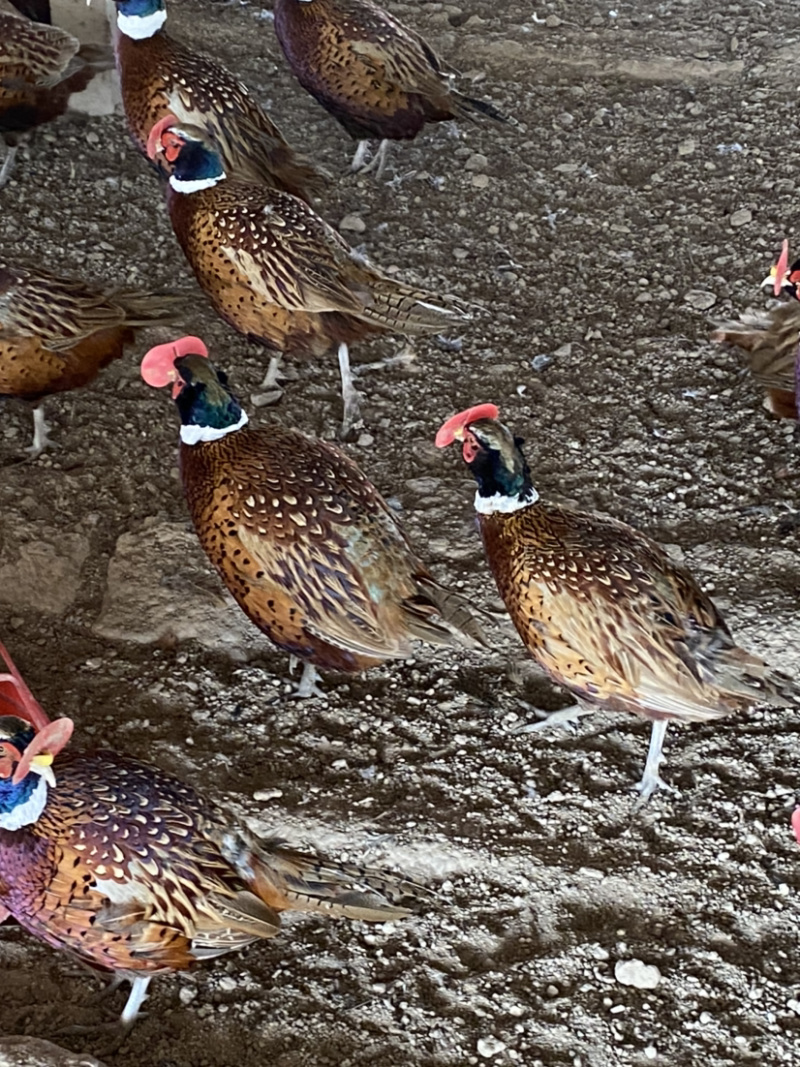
[437,409,800,795]
[180,418,485,674]
[116,21,323,200]
[0,263,179,402]
[480,501,797,725]
[163,176,470,358]
[712,303,800,419]
[272,0,506,145]
[0,263,180,452]
[0,749,415,981]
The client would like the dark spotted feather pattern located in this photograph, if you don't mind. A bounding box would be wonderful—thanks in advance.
[480,501,800,724]
[0,749,420,979]
[166,178,470,357]
[273,0,506,143]
[180,421,485,671]
[712,303,800,419]
[116,24,322,199]
[0,263,180,401]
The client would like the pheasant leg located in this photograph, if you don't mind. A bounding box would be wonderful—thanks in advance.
[338,342,364,438]
[293,661,326,700]
[634,719,677,799]
[351,139,390,178]
[26,405,54,457]
[0,144,18,188]
[260,355,284,391]
[350,139,370,172]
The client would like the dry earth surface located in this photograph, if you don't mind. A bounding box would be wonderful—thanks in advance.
[1,1,800,1065]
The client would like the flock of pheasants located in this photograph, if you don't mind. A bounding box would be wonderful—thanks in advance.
[0,0,799,1051]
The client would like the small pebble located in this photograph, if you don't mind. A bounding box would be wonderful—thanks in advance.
[729,207,752,227]
[615,959,661,990]
[340,214,366,233]
[477,1036,507,1058]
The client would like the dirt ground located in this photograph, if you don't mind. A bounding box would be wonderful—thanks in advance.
[1,1,800,1064]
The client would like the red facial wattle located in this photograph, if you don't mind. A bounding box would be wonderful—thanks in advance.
[12,717,74,786]
[146,113,181,161]
[141,336,209,397]
[462,431,480,464]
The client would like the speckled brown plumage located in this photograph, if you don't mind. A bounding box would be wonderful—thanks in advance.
[437,408,800,796]
[182,422,484,674]
[140,349,485,692]
[150,120,470,432]
[154,131,470,351]
[272,0,506,149]
[0,693,421,1026]
[712,303,800,420]
[115,4,323,200]
[0,13,101,183]
[0,262,180,452]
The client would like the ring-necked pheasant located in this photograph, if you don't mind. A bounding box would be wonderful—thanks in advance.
[0,10,106,186]
[112,0,323,200]
[273,0,507,177]
[712,241,800,420]
[0,639,423,1031]
[0,262,180,455]
[141,337,486,697]
[435,403,800,798]
[147,115,471,436]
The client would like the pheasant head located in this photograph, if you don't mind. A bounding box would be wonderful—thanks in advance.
[146,115,226,193]
[435,404,539,515]
[141,336,250,444]
[0,715,74,830]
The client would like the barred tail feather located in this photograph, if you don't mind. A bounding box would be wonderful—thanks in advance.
[113,289,185,327]
[453,92,509,124]
[359,276,473,334]
[222,833,428,922]
[407,576,490,649]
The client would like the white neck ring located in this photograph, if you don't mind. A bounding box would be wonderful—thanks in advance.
[180,411,249,445]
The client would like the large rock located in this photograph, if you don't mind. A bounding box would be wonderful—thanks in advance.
[0,529,90,616]
[0,1037,108,1067]
[94,521,263,658]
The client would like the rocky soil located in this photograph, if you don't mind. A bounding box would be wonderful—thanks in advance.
[1,1,800,1066]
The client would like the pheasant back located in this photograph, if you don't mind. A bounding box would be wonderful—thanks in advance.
[116,26,322,199]
[480,502,800,723]
[180,423,482,670]
[0,749,420,979]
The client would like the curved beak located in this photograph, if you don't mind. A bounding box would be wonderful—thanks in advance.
[30,753,56,788]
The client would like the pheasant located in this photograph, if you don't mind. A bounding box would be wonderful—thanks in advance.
[435,403,800,798]
[712,241,800,420]
[112,0,323,201]
[0,262,180,455]
[141,336,486,698]
[147,115,471,436]
[0,10,106,186]
[0,639,423,1031]
[273,0,507,177]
